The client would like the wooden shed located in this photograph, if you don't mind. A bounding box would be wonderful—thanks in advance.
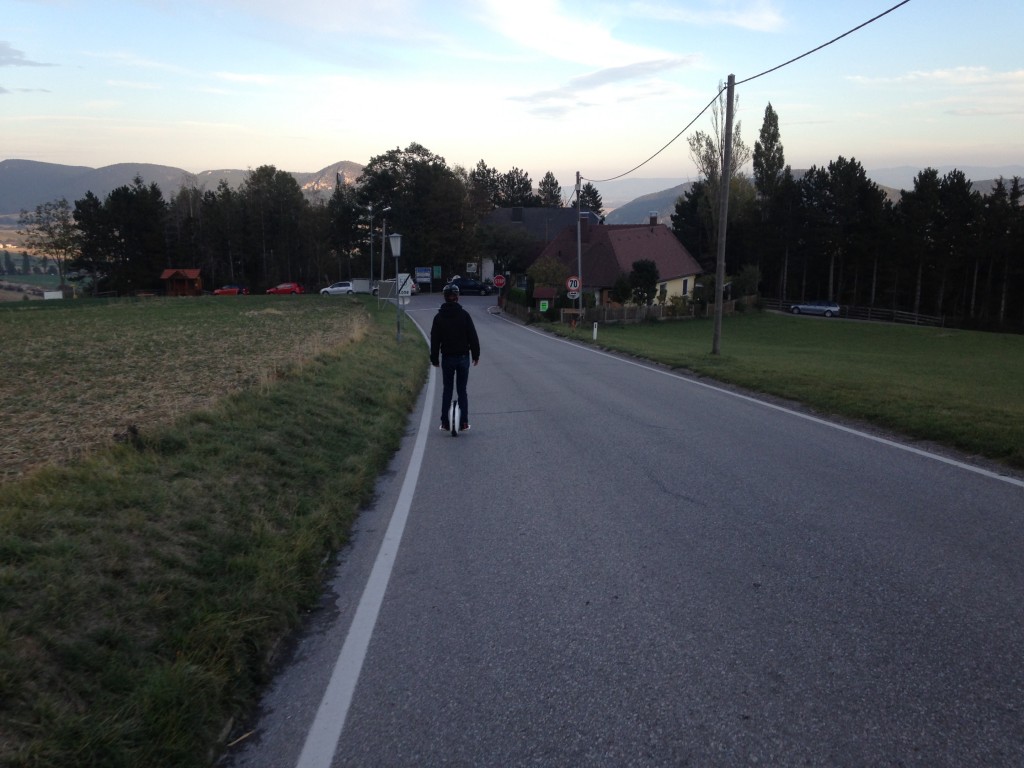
[160,269,203,297]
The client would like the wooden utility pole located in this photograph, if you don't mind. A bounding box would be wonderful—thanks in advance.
[712,74,735,356]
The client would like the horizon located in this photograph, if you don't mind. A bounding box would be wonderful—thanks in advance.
[3,157,1022,211]
[3,1,1023,189]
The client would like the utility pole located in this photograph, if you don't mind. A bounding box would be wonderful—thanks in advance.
[712,74,735,356]
[576,171,582,315]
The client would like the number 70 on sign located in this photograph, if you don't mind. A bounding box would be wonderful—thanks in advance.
[566,275,580,291]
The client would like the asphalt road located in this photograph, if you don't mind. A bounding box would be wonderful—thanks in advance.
[221,295,1024,767]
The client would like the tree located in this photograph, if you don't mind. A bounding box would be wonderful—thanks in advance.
[538,171,563,207]
[71,191,114,293]
[498,167,537,207]
[686,84,752,264]
[18,198,77,286]
[477,224,536,276]
[752,103,785,202]
[629,259,659,306]
[326,181,362,277]
[687,83,751,186]
[468,159,500,215]
[578,182,604,217]
[357,143,474,279]
[101,177,169,294]
[610,274,632,305]
[526,254,569,290]
[239,165,306,286]
[672,180,713,267]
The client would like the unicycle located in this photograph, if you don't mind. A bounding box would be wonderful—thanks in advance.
[449,398,461,437]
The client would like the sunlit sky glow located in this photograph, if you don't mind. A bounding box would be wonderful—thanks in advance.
[4,0,1022,189]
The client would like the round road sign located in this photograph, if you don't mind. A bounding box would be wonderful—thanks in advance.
[492,274,507,288]
[566,275,580,292]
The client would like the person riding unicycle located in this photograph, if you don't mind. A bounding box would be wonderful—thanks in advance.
[430,283,480,432]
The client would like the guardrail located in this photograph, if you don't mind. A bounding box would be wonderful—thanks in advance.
[761,298,944,327]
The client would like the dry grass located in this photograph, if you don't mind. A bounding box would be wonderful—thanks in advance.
[0,296,370,482]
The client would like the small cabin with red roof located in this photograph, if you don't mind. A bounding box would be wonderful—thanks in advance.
[160,269,203,297]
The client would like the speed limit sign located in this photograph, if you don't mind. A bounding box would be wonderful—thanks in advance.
[566,275,580,292]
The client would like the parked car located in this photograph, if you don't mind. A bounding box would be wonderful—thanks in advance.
[266,282,304,294]
[212,284,249,295]
[449,277,493,296]
[789,300,840,317]
[321,281,357,295]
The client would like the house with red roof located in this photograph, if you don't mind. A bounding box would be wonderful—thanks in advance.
[535,214,702,305]
[159,268,202,297]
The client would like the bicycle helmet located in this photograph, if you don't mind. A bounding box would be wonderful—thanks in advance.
[443,283,460,297]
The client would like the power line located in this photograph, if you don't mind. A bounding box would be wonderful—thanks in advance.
[583,87,725,184]
[582,0,912,184]
[737,0,912,86]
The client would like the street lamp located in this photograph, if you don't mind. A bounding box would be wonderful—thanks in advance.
[390,233,403,341]
[380,206,391,288]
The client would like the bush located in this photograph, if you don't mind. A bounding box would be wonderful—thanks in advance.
[506,287,529,307]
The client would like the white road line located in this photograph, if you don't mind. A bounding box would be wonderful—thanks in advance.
[501,315,1024,490]
[295,366,436,768]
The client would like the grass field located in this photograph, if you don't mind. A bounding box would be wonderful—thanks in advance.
[549,311,1024,470]
[1,295,428,767]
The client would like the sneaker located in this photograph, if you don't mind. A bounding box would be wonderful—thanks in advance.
[460,423,470,432]
[440,422,450,432]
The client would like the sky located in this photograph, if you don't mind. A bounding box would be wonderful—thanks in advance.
[4,0,1024,191]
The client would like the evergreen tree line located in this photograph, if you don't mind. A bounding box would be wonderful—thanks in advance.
[673,102,1024,331]
[21,143,603,296]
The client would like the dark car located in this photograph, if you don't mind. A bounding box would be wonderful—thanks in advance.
[449,277,493,296]
[789,300,840,317]
[266,282,305,295]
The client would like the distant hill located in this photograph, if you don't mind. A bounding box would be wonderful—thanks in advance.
[605,184,692,225]
[0,159,364,218]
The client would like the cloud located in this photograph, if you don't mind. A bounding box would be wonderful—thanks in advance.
[477,0,675,68]
[214,71,282,85]
[849,67,1024,88]
[625,0,785,32]
[1,41,56,67]
[512,57,696,116]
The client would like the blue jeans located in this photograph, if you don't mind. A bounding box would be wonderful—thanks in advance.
[441,354,470,425]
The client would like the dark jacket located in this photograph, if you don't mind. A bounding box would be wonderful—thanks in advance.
[430,302,480,365]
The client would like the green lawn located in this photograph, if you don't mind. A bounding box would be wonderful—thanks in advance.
[550,311,1024,469]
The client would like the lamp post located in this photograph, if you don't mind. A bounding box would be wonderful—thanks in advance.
[367,204,374,290]
[380,206,391,288]
[390,233,403,341]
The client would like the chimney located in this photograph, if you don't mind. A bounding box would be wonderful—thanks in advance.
[648,211,658,226]
[579,212,591,242]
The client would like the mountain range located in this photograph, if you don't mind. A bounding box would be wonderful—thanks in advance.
[1,159,1020,228]
[0,159,364,224]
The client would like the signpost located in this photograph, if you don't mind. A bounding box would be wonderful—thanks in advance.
[566,274,580,301]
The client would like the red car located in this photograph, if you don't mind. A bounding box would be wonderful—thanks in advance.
[212,284,249,295]
[266,282,305,294]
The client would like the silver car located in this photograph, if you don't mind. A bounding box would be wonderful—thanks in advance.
[789,300,840,317]
[321,281,356,295]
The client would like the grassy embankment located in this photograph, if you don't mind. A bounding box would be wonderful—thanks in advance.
[549,311,1024,470]
[0,295,428,767]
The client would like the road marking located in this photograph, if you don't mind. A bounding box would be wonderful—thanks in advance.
[501,316,1024,491]
[295,365,436,768]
